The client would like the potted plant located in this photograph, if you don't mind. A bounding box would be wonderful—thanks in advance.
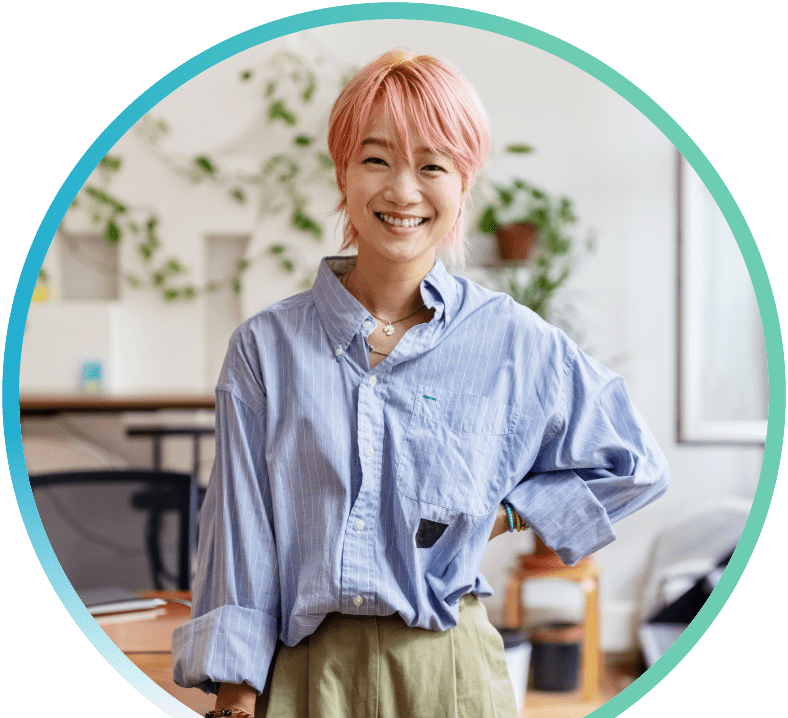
[477,173,579,262]
[478,179,593,328]
[496,188,594,336]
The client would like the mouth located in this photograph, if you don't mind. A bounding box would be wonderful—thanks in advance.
[375,212,428,228]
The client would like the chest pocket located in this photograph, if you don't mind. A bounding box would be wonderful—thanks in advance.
[396,388,519,516]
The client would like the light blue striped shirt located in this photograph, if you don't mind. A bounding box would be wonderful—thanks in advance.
[172,256,668,694]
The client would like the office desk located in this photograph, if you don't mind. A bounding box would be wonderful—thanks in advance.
[96,591,214,715]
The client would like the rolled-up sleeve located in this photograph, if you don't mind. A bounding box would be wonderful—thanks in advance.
[172,329,280,695]
[506,341,669,566]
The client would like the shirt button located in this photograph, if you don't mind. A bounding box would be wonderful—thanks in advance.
[366,446,374,457]
[363,320,372,328]
[334,346,343,356]
[445,313,451,323]
[353,596,364,607]
[356,519,365,530]
[368,376,377,386]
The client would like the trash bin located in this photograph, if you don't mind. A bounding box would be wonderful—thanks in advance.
[530,622,582,692]
[497,627,532,708]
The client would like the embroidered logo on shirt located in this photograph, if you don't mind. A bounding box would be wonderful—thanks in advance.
[416,518,449,548]
[422,394,437,401]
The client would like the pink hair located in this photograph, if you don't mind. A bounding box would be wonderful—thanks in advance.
[328,49,490,265]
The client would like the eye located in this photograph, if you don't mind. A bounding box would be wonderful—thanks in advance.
[363,156,388,167]
[422,164,446,173]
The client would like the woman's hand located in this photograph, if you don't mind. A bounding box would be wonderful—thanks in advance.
[488,504,510,542]
[215,682,257,717]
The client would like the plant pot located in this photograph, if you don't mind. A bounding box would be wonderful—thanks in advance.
[496,222,538,261]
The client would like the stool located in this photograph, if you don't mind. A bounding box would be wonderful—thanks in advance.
[502,535,601,701]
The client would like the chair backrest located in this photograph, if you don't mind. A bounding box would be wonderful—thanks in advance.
[636,494,751,624]
[29,469,197,593]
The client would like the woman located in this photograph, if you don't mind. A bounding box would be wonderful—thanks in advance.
[173,49,668,718]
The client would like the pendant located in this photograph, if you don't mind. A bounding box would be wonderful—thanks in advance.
[383,322,395,336]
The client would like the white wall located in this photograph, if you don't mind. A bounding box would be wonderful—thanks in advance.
[20,22,764,649]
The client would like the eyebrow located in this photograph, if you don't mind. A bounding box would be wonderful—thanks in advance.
[360,137,450,157]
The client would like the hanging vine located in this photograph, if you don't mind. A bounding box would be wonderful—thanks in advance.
[59,50,345,301]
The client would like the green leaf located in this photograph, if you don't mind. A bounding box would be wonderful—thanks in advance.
[129,221,139,233]
[269,100,297,125]
[292,210,322,238]
[230,188,246,204]
[478,207,498,234]
[294,135,312,146]
[167,259,182,273]
[505,144,534,154]
[529,207,549,227]
[194,156,216,174]
[85,187,127,213]
[496,188,513,206]
[156,118,169,133]
[237,259,250,271]
[138,243,153,260]
[269,244,285,255]
[164,288,179,301]
[316,152,334,169]
[153,272,165,285]
[125,273,142,288]
[265,80,276,97]
[232,277,242,294]
[262,155,298,182]
[183,286,196,299]
[302,73,316,101]
[38,268,49,281]
[100,155,123,171]
[281,259,295,273]
[240,70,253,81]
[106,219,121,243]
[70,197,79,208]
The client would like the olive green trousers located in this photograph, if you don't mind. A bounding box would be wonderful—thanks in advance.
[255,595,518,718]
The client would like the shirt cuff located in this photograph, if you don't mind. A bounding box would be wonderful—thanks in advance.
[505,470,617,566]
[172,604,279,695]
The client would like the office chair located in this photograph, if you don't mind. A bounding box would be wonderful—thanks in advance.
[29,469,198,593]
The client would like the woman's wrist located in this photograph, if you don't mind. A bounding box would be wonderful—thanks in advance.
[214,682,257,718]
[501,499,528,532]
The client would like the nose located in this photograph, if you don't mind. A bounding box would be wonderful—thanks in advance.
[384,166,421,206]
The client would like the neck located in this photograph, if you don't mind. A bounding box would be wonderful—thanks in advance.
[346,248,434,319]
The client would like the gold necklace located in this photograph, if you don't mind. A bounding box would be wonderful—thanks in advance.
[367,342,390,357]
[341,268,425,336]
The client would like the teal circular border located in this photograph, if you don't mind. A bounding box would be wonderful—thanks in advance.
[4,4,784,717]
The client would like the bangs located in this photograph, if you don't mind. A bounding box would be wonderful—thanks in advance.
[368,64,483,186]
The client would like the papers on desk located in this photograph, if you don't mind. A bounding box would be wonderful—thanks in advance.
[78,587,167,616]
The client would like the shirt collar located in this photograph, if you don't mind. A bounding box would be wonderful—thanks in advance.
[313,256,459,357]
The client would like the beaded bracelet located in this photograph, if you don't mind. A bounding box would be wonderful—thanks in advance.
[502,500,528,532]
[205,710,253,718]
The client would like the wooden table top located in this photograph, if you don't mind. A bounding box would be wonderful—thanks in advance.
[19,392,216,416]
[95,590,214,715]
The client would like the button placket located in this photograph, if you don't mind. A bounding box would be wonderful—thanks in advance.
[342,368,385,615]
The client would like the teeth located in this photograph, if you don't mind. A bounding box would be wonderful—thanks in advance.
[378,213,425,228]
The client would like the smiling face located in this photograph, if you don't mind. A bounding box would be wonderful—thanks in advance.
[344,107,464,270]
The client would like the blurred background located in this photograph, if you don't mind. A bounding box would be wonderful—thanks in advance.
[18,21,767,715]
